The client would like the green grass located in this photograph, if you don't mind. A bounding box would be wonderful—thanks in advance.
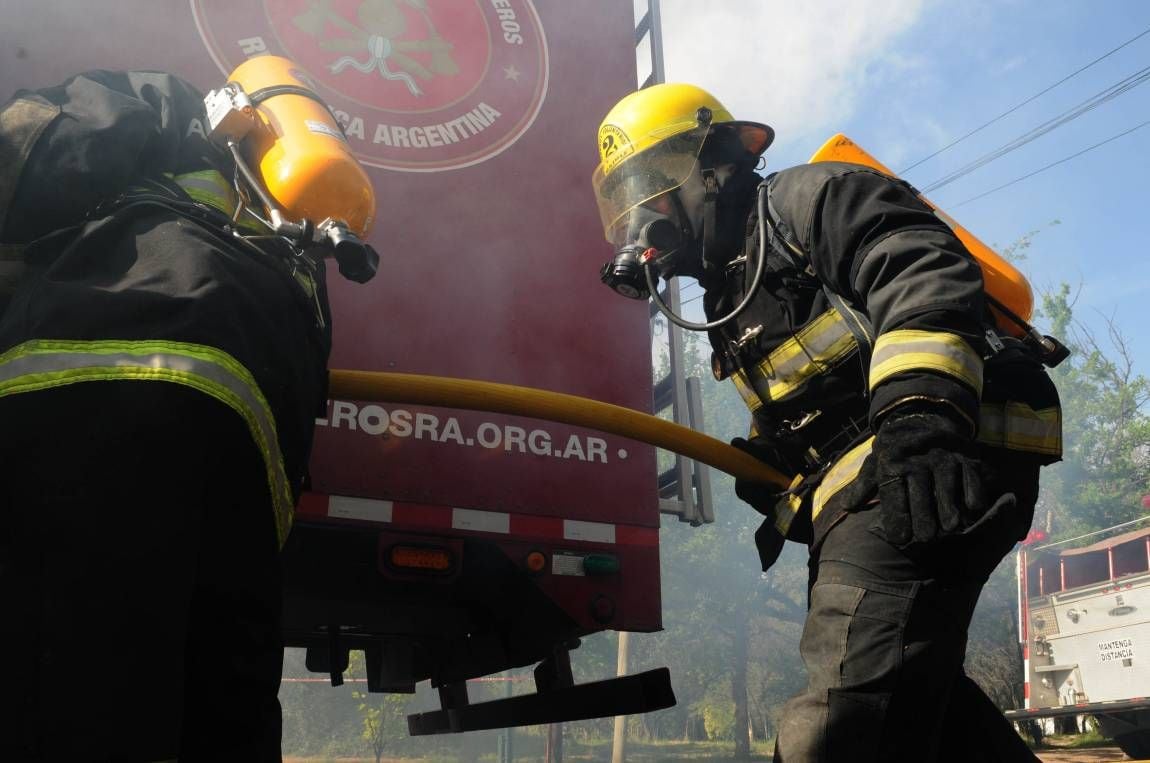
[288,738,777,762]
[1041,729,1112,749]
[557,739,775,761]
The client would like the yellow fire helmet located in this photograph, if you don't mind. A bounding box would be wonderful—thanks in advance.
[591,83,773,246]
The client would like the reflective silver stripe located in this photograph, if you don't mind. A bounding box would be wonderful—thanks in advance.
[812,436,874,520]
[736,308,858,411]
[869,329,983,395]
[978,402,1062,456]
[0,339,294,545]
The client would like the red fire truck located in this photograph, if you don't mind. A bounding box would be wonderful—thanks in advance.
[0,0,689,732]
[1009,522,1150,756]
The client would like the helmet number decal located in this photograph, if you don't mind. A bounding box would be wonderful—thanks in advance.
[598,124,633,173]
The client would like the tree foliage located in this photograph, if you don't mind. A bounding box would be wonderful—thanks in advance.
[348,653,411,763]
[1036,284,1150,536]
[965,228,1150,709]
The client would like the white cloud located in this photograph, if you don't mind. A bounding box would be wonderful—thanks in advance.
[655,0,927,149]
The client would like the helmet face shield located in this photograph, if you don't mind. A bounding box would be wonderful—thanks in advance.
[592,125,708,247]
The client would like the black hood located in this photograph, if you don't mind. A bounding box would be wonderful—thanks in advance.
[702,163,762,274]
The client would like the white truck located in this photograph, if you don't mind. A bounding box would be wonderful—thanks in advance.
[1009,523,1150,756]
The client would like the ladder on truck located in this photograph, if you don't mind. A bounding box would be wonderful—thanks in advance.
[639,0,715,528]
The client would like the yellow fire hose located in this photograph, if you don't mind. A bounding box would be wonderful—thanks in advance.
[328,369,791,490]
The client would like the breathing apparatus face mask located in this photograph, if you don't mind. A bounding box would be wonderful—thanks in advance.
[605,179,707,292]
[593,125,712,299]
[595,129,771,333]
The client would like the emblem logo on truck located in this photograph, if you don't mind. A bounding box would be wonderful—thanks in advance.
[191,0,549,172]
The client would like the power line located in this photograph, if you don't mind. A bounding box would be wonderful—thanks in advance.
[1034,514,1150,551]
[899,25,1150,174]
[920,64,1150,194]
[679,125,1150,286]
[679,283,703,297]
[951,117,1150,209]
[682,116,1150,280]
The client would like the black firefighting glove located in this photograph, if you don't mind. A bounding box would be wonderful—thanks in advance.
[872,402,988,552]
[731,437,790,571]
[730,437,783,515]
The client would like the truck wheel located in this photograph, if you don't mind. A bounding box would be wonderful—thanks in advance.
[1114,731,1150,759]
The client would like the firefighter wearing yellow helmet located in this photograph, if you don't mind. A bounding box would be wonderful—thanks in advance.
[593,83,772,295]
[592,83,1062,761]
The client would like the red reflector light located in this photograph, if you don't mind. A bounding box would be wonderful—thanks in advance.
[389,545,453,572]
[525,551,547,573]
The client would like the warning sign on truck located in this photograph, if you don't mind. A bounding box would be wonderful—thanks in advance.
[1099,638,1136,663]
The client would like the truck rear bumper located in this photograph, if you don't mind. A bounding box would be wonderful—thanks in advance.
[1006,697,1150,719]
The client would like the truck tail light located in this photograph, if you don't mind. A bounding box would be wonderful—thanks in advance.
[389,544,454,573]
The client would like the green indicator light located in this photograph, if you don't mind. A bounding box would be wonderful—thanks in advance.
[583,554,620,575]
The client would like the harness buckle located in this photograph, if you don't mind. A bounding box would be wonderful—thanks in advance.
[784,410,822,431]
[985,328,1006,355]
[736,324,763,350]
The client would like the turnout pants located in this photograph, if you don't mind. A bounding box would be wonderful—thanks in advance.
[0,381,284,762]
[773,509,1038,763]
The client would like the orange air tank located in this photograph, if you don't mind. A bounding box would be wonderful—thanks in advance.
[228,55,375,238]
[809,134,1032,337]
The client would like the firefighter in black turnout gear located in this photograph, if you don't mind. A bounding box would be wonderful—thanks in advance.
[0,64,377,761]
[592,83,1062,761]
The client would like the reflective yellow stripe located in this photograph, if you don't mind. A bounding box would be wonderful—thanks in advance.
[812,436,874,520]
[0,339,294,546]
[151,171,267,234]
[978,402,1062,456]
[773,474,805,535]
[732,370,763,411]
[734,308,858,411]
[806,403,1059,522]
[170,169,236,215]
[869,329,983,395]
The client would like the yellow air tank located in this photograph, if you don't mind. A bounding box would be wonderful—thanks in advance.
[228,55,375,238]
[809,134,1032,337]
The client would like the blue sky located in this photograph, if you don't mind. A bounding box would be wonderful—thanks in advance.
[654,0,1150,372]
